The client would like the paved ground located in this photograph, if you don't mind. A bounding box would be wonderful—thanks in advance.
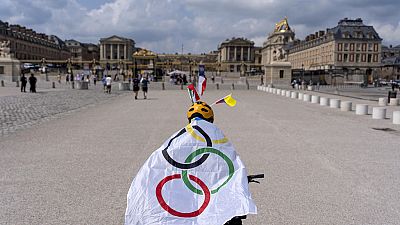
[1,88,400,225]
[0,83,125,137]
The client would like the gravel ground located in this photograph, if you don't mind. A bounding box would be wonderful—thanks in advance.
[1,89,400,225]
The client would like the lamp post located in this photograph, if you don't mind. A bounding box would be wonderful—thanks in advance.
[301,63,304,81]
[91,58,96,78]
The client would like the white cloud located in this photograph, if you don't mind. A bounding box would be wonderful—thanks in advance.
[1,0,400,53]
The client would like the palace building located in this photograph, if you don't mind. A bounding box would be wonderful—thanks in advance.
[65,40,100,64]
[99,35,136,64]
[287,18,382,83]
[217,37,257,75]
[0,20,70,61]
[261,18,295,85]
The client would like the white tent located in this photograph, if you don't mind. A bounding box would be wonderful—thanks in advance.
[167,70,187,76]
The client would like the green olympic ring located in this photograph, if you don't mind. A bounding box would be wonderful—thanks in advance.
[182,147,234,195]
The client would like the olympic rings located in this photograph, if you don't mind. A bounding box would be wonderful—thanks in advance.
[157,124,235,218]
[181,147,234,195]
[162,126,212,169]
[156,174,211,218]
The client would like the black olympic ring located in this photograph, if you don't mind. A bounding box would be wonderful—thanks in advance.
[162,125,212,169]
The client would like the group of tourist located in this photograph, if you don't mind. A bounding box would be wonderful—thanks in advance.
[20,73,37,93]
[64,73,98,85]
[169,73,188,85]
[291,79,320,90]
[131,75,149,99]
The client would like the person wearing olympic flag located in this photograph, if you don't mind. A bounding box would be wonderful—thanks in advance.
[125,101,256,225]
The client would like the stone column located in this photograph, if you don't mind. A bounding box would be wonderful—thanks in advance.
[248,47,250,61]
[234,48,237,61]
[124,44,127,60]
[100,44,103,61]
[117,44,120,60]
[110,44,113,60]
[241,47,244,61]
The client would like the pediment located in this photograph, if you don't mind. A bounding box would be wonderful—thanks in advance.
[101,35,133,43]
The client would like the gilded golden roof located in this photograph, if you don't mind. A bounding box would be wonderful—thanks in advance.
[133,49,157,57]
[274,17,291,33]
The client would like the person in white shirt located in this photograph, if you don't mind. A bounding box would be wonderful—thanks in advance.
[106,76,112,94]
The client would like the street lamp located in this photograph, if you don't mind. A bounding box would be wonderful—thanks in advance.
[301,63,304,81]
[91,58,96,78]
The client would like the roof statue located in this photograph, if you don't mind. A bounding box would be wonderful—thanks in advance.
[0,40,11,58]
[274,17,291,33]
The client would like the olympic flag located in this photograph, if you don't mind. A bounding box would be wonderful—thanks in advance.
[197,64,206,96]
[125,119,256,225]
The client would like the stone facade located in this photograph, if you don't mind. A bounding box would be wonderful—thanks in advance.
[217,37,256,74]
[65,40,100,62]
[0,40,21,82]
[261,18,295,86]
[0,20,70,61]
[99,35,135,64]
[287,18,382,84]
[380,56,400,80]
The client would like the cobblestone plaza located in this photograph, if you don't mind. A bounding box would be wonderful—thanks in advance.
[1,82,400,224]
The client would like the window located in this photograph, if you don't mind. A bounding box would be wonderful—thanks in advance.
[344,43,349,51]
[362,54,366,62]
[337,53,342,62]
[373,54,378,62]
[374,44,378,52]
[0,66,4,74]
[338,43,343,51]
[344,54,348,62]
[356,54,360,63]
[350,43,354,51]
[356,43,361,51]
[362,43,367,51]
[350,54,354,62]
[367,54,372,63]
[368,43,373,51]
[279,70,284,78]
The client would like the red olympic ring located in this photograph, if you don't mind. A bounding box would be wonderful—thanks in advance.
[156,174,211,218]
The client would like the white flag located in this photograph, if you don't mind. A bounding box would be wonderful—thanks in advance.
[125,118,256,225]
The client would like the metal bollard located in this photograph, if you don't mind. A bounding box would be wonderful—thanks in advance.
[52,82,55,88]
[1,80,4,87]
[231,83,235,90]
[162,82,165,90]
[216,83,219,90]
[16,80,19,87]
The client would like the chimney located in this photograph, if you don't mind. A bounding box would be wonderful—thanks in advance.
[315,32,319,38]
[319,30,325,37]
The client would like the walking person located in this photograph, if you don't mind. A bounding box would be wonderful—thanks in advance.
[93,74,97,86]
[132,76,140,99]
[20,74,27,92]
[106,75,112,94]
[140,76,149,99]
[102,75,107,92]
[28,73,37,93]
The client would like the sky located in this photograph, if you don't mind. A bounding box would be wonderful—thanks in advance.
[1,0,400,54]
